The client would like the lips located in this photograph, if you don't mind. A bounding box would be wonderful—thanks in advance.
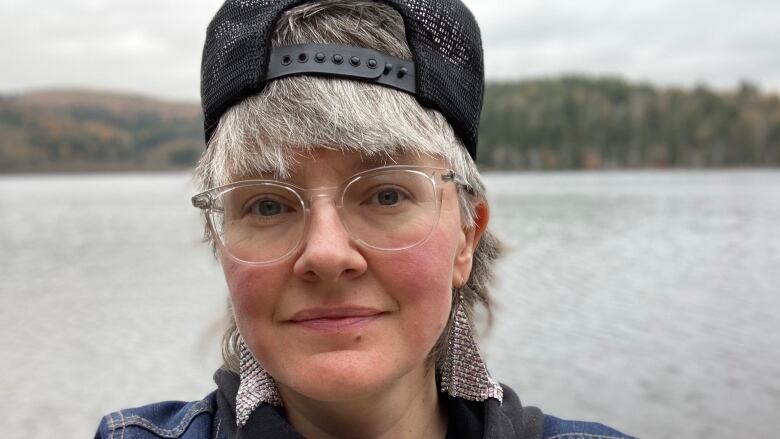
[286,307,385,332]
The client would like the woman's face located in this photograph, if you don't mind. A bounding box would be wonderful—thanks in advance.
[220,148,484,402]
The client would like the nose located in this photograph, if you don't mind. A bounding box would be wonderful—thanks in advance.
[292,197,367,282]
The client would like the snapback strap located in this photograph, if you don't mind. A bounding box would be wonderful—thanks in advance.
[265,44,416,94]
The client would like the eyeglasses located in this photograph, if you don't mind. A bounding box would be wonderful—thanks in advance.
[192,165,468,265]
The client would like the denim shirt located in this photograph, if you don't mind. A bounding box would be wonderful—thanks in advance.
[95,375,635,439]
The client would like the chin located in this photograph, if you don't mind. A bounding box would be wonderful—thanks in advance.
[278,350,407,402]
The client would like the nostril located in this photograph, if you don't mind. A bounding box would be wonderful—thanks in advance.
[293,239,368,281]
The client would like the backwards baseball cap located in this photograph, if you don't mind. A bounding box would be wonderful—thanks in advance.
[201,0,484,159]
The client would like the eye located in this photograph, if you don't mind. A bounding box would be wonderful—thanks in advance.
[377,189,399,205]
[369,187,408,206]
[248,198,291,216]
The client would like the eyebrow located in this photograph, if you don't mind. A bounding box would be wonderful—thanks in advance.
[233,169,283,182]
[350,153,401,173]
[234,151,414,183]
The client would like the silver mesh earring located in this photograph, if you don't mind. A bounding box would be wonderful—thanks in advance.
[439,294,503,402]
[236,335,282,426]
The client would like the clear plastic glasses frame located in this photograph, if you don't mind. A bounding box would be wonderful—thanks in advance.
[191,165,468,265]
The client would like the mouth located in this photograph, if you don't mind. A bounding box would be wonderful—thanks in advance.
[287,307,385,333]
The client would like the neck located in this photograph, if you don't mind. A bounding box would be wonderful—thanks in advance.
[278,364,447,439]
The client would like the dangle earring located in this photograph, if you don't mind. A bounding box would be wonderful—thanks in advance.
[439,290,504,402]
[236,335,282,426]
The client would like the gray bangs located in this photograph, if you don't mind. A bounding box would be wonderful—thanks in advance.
[200,74,463,186]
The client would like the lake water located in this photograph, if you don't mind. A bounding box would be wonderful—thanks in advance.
[1,170,778,438]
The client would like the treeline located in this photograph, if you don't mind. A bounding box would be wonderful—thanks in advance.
[2,77,780,173]
[479,76,780,169]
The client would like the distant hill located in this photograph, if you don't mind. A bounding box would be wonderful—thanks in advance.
[2,77,779,173]
[0,89,203,172]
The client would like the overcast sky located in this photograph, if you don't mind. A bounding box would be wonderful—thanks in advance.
[2,0,778,102]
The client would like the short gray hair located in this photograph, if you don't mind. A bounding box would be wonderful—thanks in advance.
[194,0,501,374]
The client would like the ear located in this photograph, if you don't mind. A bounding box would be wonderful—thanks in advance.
[453,201,489,288]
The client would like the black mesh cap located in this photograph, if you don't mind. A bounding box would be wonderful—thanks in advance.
[201,0,484,159]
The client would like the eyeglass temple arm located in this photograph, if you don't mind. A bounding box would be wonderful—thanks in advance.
[441,170,475,195]
[192,194,211,210]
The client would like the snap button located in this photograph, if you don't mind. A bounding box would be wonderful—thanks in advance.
[384,63,393,74]
[350,56,361,66]
[333,54,343,64]
[298,53,308,63]
[315,52,326,63]
[281,55,292,66]
[367,59,378,69]
[398,67,408,78]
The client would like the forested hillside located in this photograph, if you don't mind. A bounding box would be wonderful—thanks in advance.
[0,90,202,172]
[480,77,780,169]
[2,77,779,172]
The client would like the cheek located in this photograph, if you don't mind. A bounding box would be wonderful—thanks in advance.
[370,227,456,327]
[221,257,288,326]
